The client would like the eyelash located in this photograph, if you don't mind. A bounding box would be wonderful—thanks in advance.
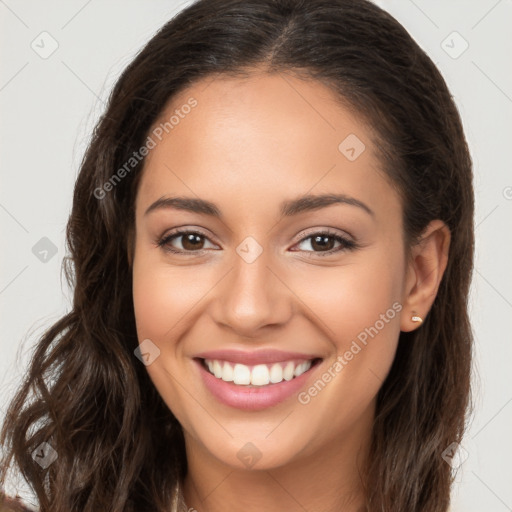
[155,228,359,257]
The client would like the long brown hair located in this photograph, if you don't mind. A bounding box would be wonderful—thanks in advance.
[0,0,474,510]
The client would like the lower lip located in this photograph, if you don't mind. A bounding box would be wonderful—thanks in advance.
[195,359,321,410]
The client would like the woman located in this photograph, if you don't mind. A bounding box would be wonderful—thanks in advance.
[0,0,474,510]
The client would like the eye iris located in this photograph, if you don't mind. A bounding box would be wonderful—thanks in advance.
[311,235,335,251]
[182,233,204,250]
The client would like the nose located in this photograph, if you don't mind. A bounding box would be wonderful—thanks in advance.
[210,249,294,338]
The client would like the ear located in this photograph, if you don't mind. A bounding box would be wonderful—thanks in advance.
[400,219,451,332]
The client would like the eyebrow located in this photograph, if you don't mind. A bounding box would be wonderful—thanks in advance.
[144,193,375,218]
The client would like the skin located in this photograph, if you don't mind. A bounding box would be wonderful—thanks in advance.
[131,70,450,512]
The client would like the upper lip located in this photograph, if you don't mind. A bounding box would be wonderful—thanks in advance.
[194,349,321,365]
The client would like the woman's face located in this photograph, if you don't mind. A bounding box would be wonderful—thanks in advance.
[132,71,409,470]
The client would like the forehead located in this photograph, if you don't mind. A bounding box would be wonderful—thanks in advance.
[136,72,397,225]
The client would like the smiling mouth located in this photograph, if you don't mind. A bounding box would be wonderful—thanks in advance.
[199,357,322,387]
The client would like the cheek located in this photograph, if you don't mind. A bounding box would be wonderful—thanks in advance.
[132,256,207,342]
[289,248,404,413]
[265,260,403,464]
[291,254,404,351]
[131,253,204,429]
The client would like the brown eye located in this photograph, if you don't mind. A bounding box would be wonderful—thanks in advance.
[157,230,217,254]
[292,231,357,256]
[181,233,206,250]
[309,234,336,252]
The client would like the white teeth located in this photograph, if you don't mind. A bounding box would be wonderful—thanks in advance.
[293,363,304,377]
[251,364,270,386]
[283,361,294,381]
[221,361,234,382]
[233,363,251,385]
[204,358,314,386]
[213,360,223,379]
[269,363,283,383]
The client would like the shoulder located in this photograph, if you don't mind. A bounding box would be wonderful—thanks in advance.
[0,493,36,512]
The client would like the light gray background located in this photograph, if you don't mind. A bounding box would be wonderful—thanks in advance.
[1,1,511,510]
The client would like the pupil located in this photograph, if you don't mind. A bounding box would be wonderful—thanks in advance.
[183,233,203,250]
[312,235,333,251]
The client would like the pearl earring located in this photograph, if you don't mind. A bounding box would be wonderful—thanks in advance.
[411,312,423,324]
